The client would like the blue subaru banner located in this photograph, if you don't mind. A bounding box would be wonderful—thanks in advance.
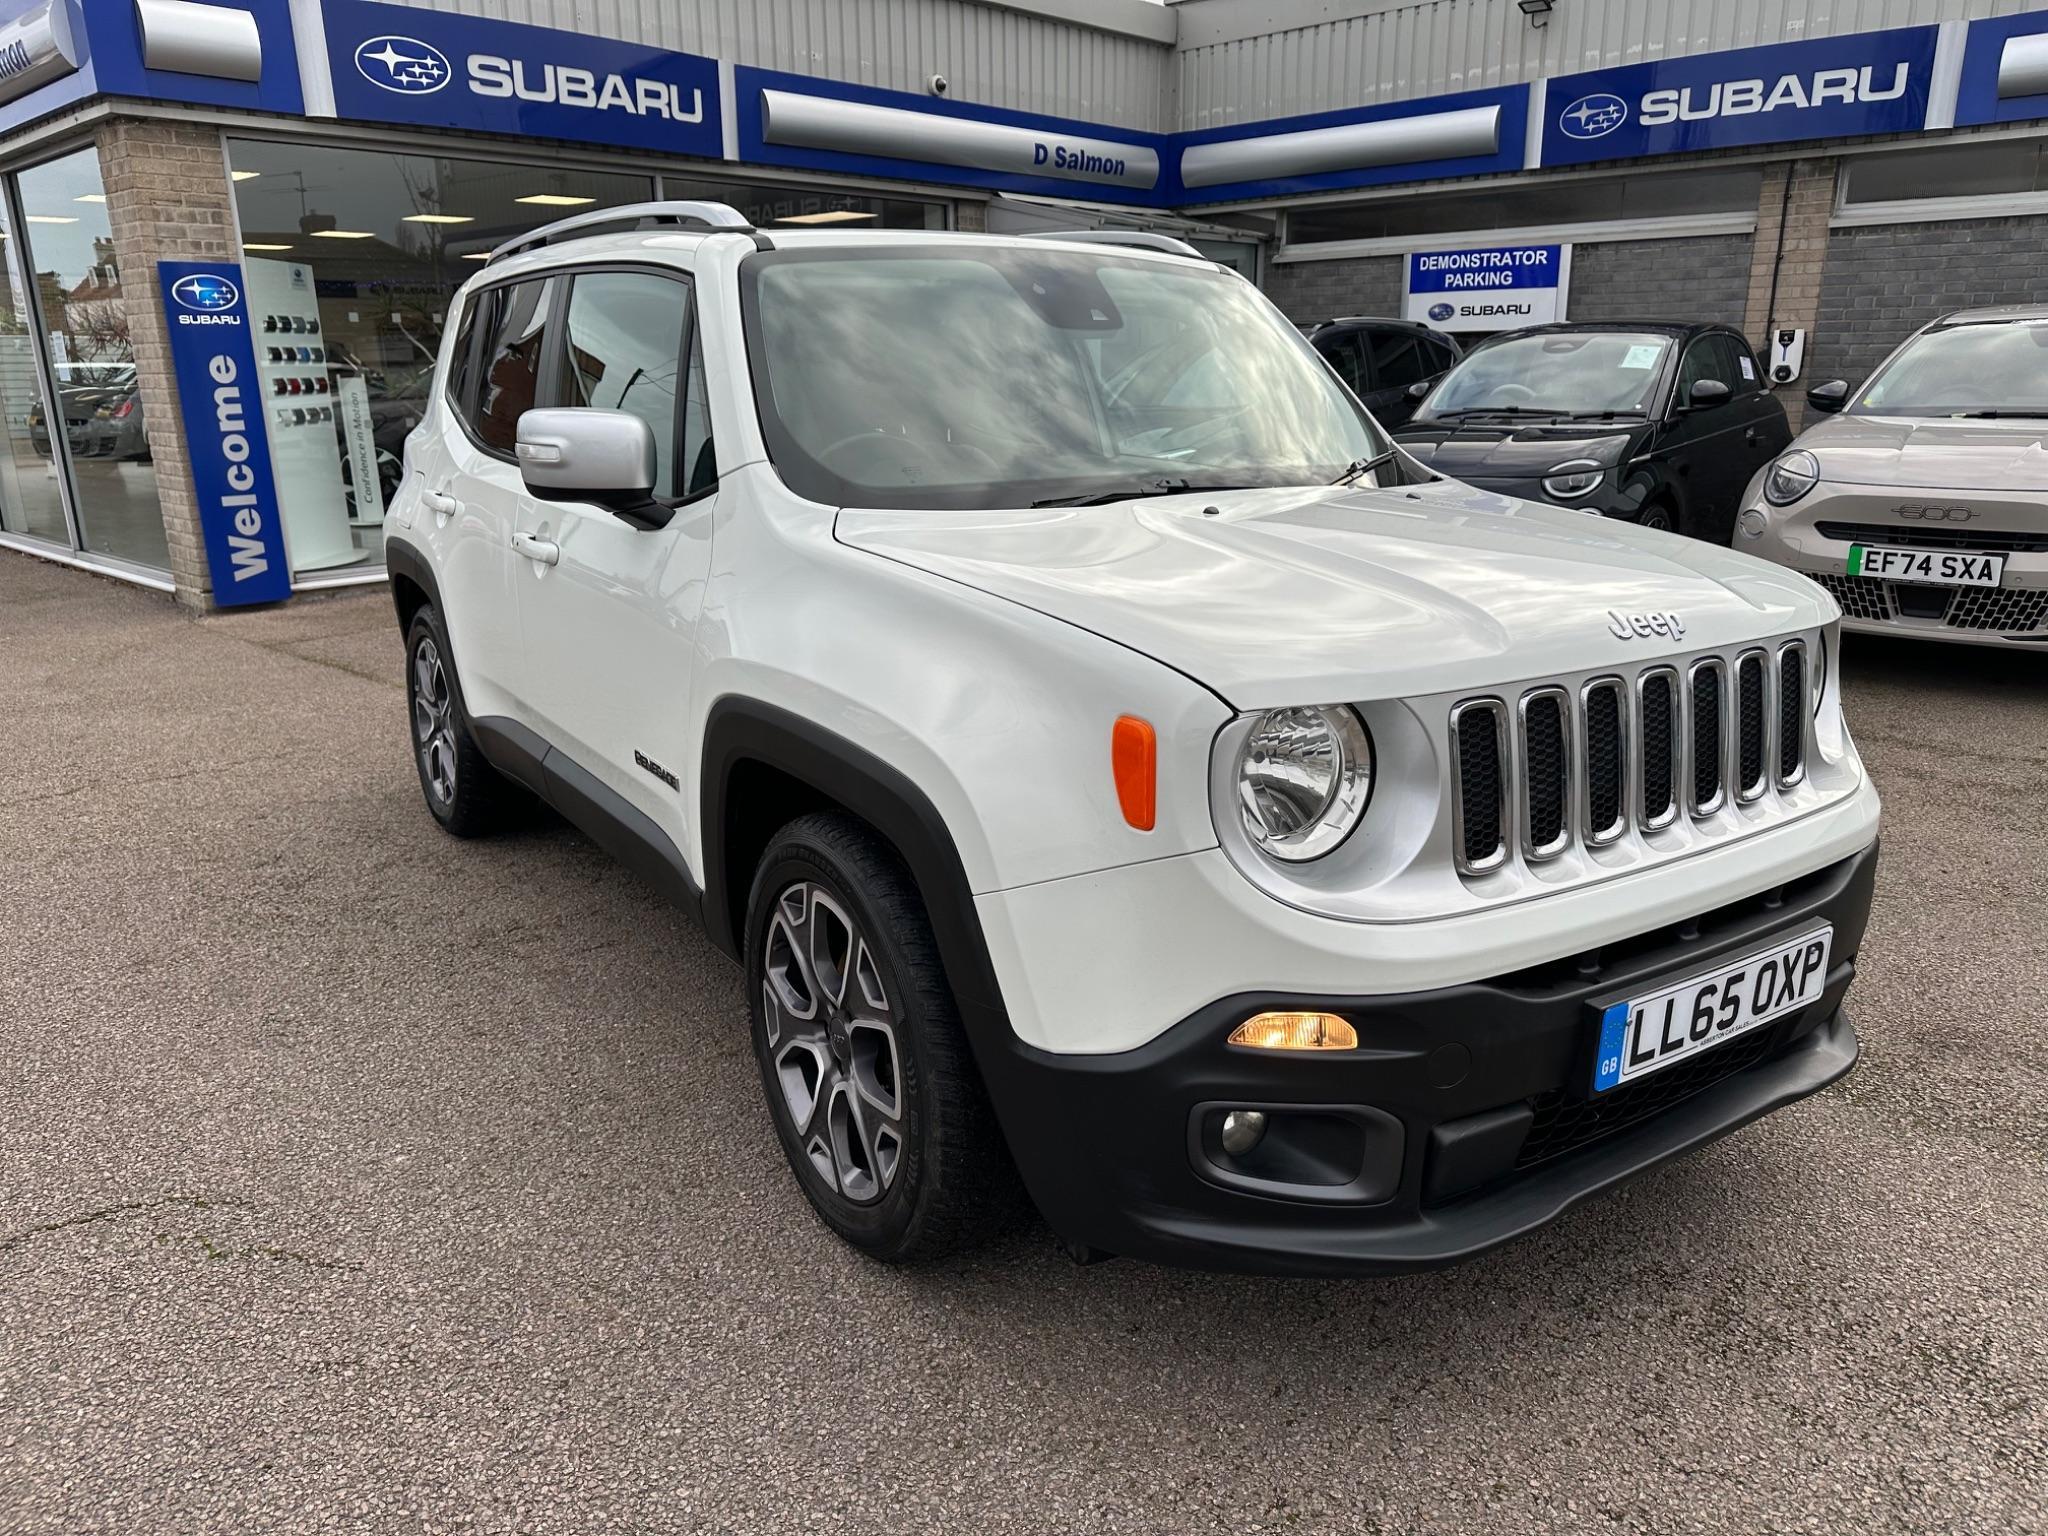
[323,0,720,160]
[157,262,292,607]
[1956,11,2048,128]
[1403,244,1569,333]
[1542,25,1938,167]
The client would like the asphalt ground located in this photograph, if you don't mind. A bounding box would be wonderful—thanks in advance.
[1,550,2042,1535]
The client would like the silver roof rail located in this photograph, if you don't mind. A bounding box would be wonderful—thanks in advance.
[488,200,756,265]
[1017,229,1207,260]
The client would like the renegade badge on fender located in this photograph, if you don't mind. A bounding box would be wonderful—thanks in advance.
[385,203,1880,1275]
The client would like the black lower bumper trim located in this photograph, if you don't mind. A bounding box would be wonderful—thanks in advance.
[977,841,1877,1277]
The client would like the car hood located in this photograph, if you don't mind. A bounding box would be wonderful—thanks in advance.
[1394,422,1637,480]
[1800,413,2048,491]
[834,479,1832,707]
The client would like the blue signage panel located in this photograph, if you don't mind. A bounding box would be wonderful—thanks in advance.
[1956,12,2048,128]
[157,262,292,607]
[1403,245,1568,333]
[86,0,303,115]
[735,66,1172,206]
[1175,85,1529,205]
[1542,25,1938,167]
[323,0,720,159]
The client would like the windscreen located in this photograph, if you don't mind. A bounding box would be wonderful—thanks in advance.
[1422,331,1672,418]
[742,247,1389,509]
[1854,320,2048,416]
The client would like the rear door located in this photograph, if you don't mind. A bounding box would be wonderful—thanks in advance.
[510,265,717,841]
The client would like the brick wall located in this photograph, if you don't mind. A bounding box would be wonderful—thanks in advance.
[1740,158,1838,430]
[97,120,237,609]
[1261,254,1405,324]
[1568,234,1755,328]
[1810,214,2048,392]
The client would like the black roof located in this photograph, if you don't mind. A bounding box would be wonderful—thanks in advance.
[1477,319,1732,342]
[1307,315,1451,336]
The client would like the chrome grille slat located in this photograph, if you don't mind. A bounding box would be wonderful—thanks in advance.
[1448,641,1817,879]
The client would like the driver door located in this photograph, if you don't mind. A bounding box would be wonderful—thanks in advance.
[510,267,718,842]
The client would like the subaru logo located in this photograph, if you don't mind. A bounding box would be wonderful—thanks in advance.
[1559,92,1630,139]
[171,273,239,312]
[354,35,453,95]
[1428,302,1456,323]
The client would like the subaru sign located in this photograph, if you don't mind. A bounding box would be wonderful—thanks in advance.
[1542,25,1938,166]
[323,0,719,160]
[157,261,292,607]
[1404,245,1569,334]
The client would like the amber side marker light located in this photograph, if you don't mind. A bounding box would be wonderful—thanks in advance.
[1228,1012,1359,1051]
[1112,715,1156,831]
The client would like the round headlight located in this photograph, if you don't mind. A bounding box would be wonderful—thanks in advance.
[1763,449,1820,506]
[1541,460,1605,500]
[1235,705,1373,862]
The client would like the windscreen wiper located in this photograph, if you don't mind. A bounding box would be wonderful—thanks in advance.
[1029,479,1267,508]
[1952,409,2048,418]
[1332,450,1397,487]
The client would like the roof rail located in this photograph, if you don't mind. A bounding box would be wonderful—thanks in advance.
[488,200,757,265]
[1017,229,1207,260]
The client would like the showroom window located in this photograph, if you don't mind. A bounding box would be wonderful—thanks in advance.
[1285,167,1764,247]
[0,201,70,549]
[14,147,168,571]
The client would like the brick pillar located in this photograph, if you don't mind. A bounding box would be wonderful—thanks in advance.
[1744,157,1837,434]
[98,119,237,609]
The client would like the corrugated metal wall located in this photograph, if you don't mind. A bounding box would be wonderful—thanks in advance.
[364,0,1174,130]
[1176,0,2048,131]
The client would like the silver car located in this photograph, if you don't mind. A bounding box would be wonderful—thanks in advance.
[1736,304,2048,649]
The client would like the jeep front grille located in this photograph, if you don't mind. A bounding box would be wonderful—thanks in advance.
[1450,641,1811,878]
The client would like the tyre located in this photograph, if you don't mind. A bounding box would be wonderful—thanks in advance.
[744,812,1007,1262]
[1636,502,1676,534]
[404,604,516,837]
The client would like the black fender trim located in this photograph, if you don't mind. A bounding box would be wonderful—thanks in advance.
[383,536,440,627]
[698,697,1008,1033]
[472,714,704,925]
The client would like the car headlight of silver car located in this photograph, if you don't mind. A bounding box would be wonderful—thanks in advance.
[1541,460,1606,499]
[1763,449,1821,506]
[1235,705,1374,861]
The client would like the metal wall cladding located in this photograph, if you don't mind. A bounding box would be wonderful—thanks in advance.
[371,0,1174,130]
[1174,0,2046,131]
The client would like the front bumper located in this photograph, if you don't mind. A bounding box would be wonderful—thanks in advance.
[982,841,1876,1276]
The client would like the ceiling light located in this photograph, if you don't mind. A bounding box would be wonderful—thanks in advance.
[231,170,261,181]
[243,242,293,251]
[516,194,596,207]
[26,215,77,224]
[461,252,492,260]
[403,213,473,224]
[775,209,877,225]
[310,229,375,239]
[74,193,106,203]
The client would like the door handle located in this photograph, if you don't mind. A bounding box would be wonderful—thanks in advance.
[511,530,560,566]
[421,489,458,516]
[1743,426,1763,444]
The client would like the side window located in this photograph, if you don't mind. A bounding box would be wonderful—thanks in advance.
[1369,331,1428,391]
[1719,334,1763,392]
[1425,338,1460,375]
[1678,334,1739,398]
[471,277,556,455]
[1315,332,1368,394]
[682,311,717,498]
[558,270,689,498]
[445,293,484,415]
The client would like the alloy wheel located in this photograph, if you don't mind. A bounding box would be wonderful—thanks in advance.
[761,881,906,1204]
[411,636,458,805]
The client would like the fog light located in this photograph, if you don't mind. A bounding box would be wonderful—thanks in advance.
[1219,1110,1267,1156]
[1737,507,1768,539]
[1227,1012,1358,1051]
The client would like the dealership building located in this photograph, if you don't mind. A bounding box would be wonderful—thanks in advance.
[1,0,2046,607]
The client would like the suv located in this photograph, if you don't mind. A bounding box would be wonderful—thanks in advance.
[1396,322,1792,542]
[1304,316,1459,428]
[1740,305,2048,646]
[385,204,1880,1276]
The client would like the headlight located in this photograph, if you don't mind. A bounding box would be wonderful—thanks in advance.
[1235,705,1373,862]
[1763,449,1820,506]
[1541,460,1605,500]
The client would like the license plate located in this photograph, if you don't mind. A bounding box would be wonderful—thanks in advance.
[1848,545,2004,587]
[1592,926,1833,1094]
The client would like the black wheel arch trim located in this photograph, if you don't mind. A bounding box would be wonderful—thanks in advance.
[699,696,1010,1038]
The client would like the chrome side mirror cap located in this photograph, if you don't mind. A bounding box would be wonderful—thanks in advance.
[515,408,657,507]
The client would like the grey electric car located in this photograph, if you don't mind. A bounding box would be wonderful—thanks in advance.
[1738,304,2048,648]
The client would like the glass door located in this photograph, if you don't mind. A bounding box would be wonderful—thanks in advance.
[0,199,74,547]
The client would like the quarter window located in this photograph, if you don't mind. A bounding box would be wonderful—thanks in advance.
[470,277,556,454]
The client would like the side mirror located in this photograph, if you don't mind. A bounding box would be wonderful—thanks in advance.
[1406,380,1432,400]
[1686,378,1731,411]
[1806,379,1850,414]
[515,408,658,515]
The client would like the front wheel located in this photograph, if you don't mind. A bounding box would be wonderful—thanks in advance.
[744,813,1008,1262]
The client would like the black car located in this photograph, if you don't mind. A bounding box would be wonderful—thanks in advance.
[1304,316,1460,429]
[1392,321,1792,542]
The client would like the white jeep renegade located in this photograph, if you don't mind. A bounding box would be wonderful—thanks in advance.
[385,202,1881,1276]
